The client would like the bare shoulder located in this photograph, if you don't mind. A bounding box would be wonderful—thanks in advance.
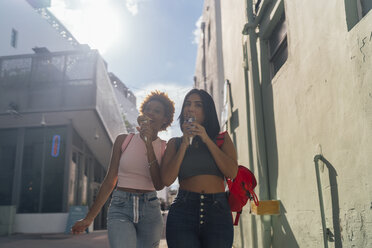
[114,133,130,148]
[164,137,180,152]
[167,137,178,145]
[116,133,127,141]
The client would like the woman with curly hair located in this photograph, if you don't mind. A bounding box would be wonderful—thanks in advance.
[72,91,175,248]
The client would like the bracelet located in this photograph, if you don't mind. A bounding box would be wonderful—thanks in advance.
[148,159,157,167]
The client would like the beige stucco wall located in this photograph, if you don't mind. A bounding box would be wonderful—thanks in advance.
[215,0,372,247]
[264,1,372,247]
[194,0,226,124]
[219,1,259,247]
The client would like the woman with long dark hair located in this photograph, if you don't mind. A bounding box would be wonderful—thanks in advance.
[161,89,238,248]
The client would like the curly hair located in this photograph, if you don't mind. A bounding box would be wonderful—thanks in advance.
[139,90,175,131]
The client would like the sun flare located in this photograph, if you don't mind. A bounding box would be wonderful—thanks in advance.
[50,0,124,54]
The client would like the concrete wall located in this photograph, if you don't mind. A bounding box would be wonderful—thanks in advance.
[14,213,69,233]
[0,0,75,56]
[200,0,372,247]
[194,0,225,124]
[263,1,372,247]
[219,1,268,247]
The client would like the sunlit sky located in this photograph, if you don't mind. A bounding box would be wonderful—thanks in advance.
[49,0,204,140]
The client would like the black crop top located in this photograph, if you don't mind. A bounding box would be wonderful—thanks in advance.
[175,136,224,181]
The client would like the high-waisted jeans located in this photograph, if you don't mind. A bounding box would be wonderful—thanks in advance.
[107,190,163,248]
[166,189,233,248]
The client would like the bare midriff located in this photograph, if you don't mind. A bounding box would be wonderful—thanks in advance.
[179,175,225,193]
[117,187,154,193]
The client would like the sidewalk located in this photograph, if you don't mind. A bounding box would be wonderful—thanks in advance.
[0,231,167,248]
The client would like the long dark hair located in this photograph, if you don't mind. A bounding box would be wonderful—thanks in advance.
[178,89,220,139]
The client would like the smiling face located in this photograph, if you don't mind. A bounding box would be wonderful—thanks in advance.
[142,100,168,132]
[182,93,205,125]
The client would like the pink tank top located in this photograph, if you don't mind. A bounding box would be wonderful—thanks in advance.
[117,133,166,190]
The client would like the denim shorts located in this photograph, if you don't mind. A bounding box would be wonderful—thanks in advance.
[166,189,233,248]
[107,190,163,248]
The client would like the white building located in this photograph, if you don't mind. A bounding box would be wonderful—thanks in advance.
[195,0,372,247]
[0,0,139,234]
[0,0,77,56]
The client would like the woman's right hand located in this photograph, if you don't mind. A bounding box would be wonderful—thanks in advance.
[137,115,153,144]
[71,218,92,234]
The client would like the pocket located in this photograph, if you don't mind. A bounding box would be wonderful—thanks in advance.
[211,198,231,214]
[169,196,185,209]
[110,195,129,208]
[147,197,160,207]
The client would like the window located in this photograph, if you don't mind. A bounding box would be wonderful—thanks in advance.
[208,23,211,46]
[268,13,288,78]
[11,29,18,48]
[255,0,262,14]
[360,0,372,16]
[42,127,66,212]
[345,0,372,30]
[18,127,66,213]
[0,129,18,205]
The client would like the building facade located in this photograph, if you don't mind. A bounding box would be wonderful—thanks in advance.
[194,0,225,124]
[195,0,372,247]
[0,0,136,234]
[0,0,78,56]
[0,49,126,233]
[109,72,138,133]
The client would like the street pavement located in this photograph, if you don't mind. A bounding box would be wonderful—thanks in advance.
[0,231,168,248]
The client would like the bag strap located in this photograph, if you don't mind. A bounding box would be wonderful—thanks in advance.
[234,211,242,226]
[216,131,227,148]
[121,133,135,153]
[250,190,259,206]
[161,140,166,157]
[122,133,166,157]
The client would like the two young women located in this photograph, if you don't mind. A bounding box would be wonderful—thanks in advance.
[72,89,238,248]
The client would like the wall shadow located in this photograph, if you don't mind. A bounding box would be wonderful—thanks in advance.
[271,202,300,248]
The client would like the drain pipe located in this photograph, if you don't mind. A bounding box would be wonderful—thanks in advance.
[244,0,272,247]
[314,155,329,248]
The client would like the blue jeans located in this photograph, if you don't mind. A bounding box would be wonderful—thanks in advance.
[107,190,163,248]
[166,189,233,248]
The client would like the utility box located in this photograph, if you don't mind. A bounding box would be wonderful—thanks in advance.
[0,205,16,236]
[251,200,280,215]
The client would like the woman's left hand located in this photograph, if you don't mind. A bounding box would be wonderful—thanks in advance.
[190,122,210,143]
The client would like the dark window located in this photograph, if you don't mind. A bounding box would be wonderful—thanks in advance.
[11,29,18,48]
[0,129,18,205]
[268,13,288,78]
[255,0,262,14]
[19,128,44,213]
[361,0,372,16]
[345,0,372,30]
[94,161,105,183]
[208,23,211,46]
[19,127,66,213]
[41,127,66,212]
